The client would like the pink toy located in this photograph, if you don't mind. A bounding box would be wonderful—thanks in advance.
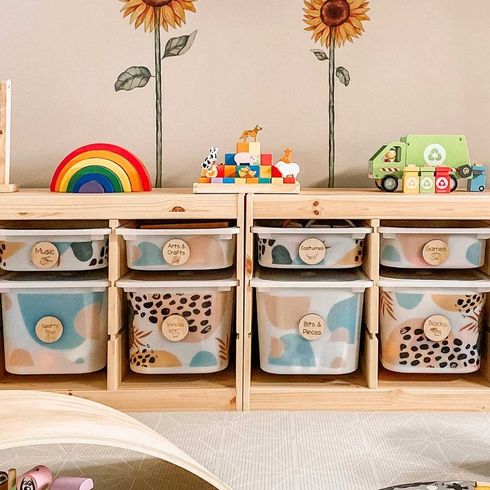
[51,477,94,490]
[17,465,52,490]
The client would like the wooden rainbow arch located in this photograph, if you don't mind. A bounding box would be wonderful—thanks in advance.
[50,143,152,193]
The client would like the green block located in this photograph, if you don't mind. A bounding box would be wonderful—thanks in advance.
[259,178,272,184]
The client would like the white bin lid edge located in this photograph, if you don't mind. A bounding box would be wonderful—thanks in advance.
[252,226,371,236]
[116,226,240,237]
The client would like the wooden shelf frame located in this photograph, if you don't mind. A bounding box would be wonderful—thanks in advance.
[244,191,490,411]
[0,189,245,411]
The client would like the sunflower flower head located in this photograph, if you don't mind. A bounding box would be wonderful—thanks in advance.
[120,0,197,32]
[303,0,370,48]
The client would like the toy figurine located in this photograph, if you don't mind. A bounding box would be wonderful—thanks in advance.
[239,125,262,143]
[274,148,301,180]
[200,146,220,179]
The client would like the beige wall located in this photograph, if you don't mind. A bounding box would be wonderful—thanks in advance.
[1,0,489,189]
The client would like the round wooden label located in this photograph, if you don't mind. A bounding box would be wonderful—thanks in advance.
[423,314,451,341]
[162,314,189,342]
[162,239,191,266]
[299,238,326,265]
[422,239,449,265]
[299,314,325,341]
[35,316,63,343]
[31,241,59,269]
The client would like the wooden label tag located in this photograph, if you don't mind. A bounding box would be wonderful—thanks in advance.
[423,315,451,341]
[35,316,63,343]
[422,239,449,265]
[162,239,191,266]
[299,238,326,265]
[162,314,189,342]
[31,241,59,269]
[299,314,325,340]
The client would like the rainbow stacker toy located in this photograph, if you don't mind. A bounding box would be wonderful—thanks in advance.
[50,143,152,193]
[193,126,301,194]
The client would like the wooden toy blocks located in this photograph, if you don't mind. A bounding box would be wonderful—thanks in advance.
[435,166,452,193]
[419,167,435,194]
[402,164,419,194]
[261,154,273,166]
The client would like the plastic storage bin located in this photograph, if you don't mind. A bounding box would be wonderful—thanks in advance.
[0,222,111,272]
[252,220,371,269]
[118,270,237,374]
[379,270,490,374]
[251,269,372,375]
[0,272,109,375]
[379,221,490,269]
[116,224,239,271]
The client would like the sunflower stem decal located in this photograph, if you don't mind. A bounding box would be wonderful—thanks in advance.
[304,0,369,188]
[116,0,198,188]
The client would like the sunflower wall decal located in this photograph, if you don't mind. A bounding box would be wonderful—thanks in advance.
[304,0,370,187]
[116,0,198,188]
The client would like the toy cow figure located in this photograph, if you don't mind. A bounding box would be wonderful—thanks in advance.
[201,146,219,171]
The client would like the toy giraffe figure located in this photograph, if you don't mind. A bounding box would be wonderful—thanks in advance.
[239,125,263,142]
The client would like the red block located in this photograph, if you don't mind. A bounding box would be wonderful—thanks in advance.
[261,154,273,166]
[283,177,296,184]
[217,165,225,178]
[435,166,451,193]
[271,166,282,178]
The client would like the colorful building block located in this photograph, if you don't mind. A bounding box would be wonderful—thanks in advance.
[237,165,260,178]
[217,165,225,178]
[235,178,246,184]
[224,165,236,178]
[248,142,261,155]
[435,166,451,193]
[283,177,296,184]
[419,167,435,194]
[259,178,272,184]
[211,178,223,184]
[271,166,283,178]
[223,178,236,184]
[259,166,272,178]
[402,164,419,194]
[236,142,249,153]
[250,154,260,165]
[272,178,284,184]
[225,153,236,165]
[198,177,211,183]
[246,178,259,184]
[261,154,273,166]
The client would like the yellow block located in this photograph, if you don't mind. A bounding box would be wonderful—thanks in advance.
[236,142,249,153]
[246,178,259,184]
[260,166,272,178]
[272,178,284,184]
[249,142,261,154]
[235,178,246,184]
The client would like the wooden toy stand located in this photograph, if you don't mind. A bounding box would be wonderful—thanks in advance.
[0,189,489,412]
[0,80,18,193]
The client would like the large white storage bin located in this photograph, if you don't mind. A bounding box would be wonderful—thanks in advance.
[379,221,490,269]
[0,222,111,272]
[118,270,237,374]
[116,224,239,271]
[253,220,371,269]
[251,269,372,375]
[0,272,109,375]
[379,270,490,374]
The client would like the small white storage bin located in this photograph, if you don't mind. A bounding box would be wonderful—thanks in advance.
[117,270,237,374]
[0,221,111,272]
[116,223,239,271]
[379,221,490,269]
[251,269,372,375]
[252,220,370,269]
[0,272,109,375]
[379,270,490,374]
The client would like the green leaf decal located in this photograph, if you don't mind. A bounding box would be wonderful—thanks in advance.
[115,66,152,92]
[336,66,351,86]
[163,30,197,59]
[311,49,328,61]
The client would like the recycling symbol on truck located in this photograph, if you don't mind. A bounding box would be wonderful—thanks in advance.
[424,144,447,166]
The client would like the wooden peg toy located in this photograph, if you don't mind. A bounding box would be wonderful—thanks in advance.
[17,465,53,490]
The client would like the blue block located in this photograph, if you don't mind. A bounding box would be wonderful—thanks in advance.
[223,178,236,184]
[259,178,272,184]
[225,154,237,165]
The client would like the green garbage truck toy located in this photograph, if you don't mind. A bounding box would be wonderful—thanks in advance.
[369,135,473,192]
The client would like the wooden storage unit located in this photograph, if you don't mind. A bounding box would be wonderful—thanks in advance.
[0,189,245,411]
[244,190,490,411]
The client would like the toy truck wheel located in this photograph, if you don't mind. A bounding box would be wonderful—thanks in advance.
[450,176,458,192]
[458,165,472,178]
[479,185,485,192]
[381,175,398,192]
